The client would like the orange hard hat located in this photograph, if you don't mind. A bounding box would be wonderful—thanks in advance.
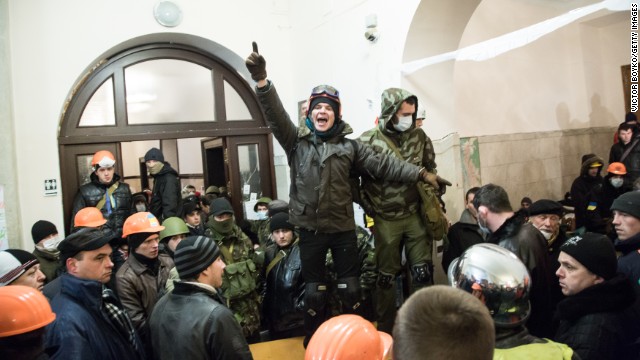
[74,207,107,228]
[0,285,56,337]
[607,162,627,175]
[122,212,165,238]
[305,315,392,360]
[91,150,116,168]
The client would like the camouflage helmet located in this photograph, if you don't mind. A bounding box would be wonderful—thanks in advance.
[159,217,189,242]
[205,185,220,195]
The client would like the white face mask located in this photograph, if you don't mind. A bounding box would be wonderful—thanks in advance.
[477,216,491,235]
[43,236,62,250]
[256,210,268,220]
[610,177,624,188]
[136,204,147,212]
[392,116,413,132]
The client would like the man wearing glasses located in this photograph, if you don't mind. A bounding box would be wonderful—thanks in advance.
[246,42,437,346]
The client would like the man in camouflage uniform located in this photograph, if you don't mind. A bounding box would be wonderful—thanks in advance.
[358,90,450,333]
[204,197,264,341]
[249,196,272,247]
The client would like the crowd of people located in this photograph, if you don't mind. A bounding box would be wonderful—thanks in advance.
[1,41,640,360]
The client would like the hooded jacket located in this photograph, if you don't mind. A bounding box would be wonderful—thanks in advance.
[570,155,604,229]
[149,163,182,221]
[358,88,437,220]
[256,82,421,233]
[71,172,132,238]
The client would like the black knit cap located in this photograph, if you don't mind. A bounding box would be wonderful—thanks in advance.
[270,213,295,233]
[31,220,58,244]
[174,236,221,280]
[211,198,234,217]
[528,199,564,217]
[611,191,640,220]
[560,232,617,280]
[309,97,340,119]
[144,147,164,162]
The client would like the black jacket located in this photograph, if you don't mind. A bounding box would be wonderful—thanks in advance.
[554,274,636,360]
[71,173,132,238]
[149,163,181,221]
[149,281,253,360]
[263,240,305,336]
[570,155,604,229]
[488,210,555,339]
[442,209,485,272]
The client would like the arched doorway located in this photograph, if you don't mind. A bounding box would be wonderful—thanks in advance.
[58,33,275,232]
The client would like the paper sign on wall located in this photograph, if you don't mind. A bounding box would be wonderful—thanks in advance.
[44,179,58,196]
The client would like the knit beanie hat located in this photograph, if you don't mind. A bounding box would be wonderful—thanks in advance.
[270,213,295,233]
[211,198,234,217]
[31,220,58,244]
[174,236,220,280]
[560,233,617,280]
[0,250,39,286]
[309,97,340,119]
[144,148,164,162]
[611,191,640,219]
[127,232,154,251]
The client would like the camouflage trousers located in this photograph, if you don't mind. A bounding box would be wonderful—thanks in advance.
[372,212,433,333]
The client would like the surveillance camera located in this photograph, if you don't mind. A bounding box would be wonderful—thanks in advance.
[365,28,379,43]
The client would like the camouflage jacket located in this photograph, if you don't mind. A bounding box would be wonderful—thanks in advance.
[204,220,264,337]
[359,88,437,220]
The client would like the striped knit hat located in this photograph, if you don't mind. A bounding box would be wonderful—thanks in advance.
[0,250,39,286]
[174,236,220,280]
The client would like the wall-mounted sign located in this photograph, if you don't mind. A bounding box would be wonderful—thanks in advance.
[44,179,58,196]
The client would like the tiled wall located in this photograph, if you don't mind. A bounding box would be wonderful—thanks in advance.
[431,126,616,284]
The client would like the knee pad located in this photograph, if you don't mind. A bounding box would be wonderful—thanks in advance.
[336,277,361,311]
[377,271,395,289]
[411,263,433,285]
[304,282,328,317]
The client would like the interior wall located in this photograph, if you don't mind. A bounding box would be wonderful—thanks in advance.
[402,0,628,221]
[3,0,630,249]
[0,0,21,249]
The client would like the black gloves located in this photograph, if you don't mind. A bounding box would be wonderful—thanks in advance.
[245,41,267,82]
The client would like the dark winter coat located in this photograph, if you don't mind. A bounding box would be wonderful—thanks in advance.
[45,274,145,360]
[115,253,174,349]
[71,173,132,238]
[149,163,182,221]
[263,240,305,336]
[149,281,253,360]
[488,210,555,339]
[256,81,421,233]
[442,209,485,272]
[570,155,604,229]
[554,274,636,360]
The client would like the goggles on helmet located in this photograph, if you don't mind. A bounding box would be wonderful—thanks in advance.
[311,84,340,98]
